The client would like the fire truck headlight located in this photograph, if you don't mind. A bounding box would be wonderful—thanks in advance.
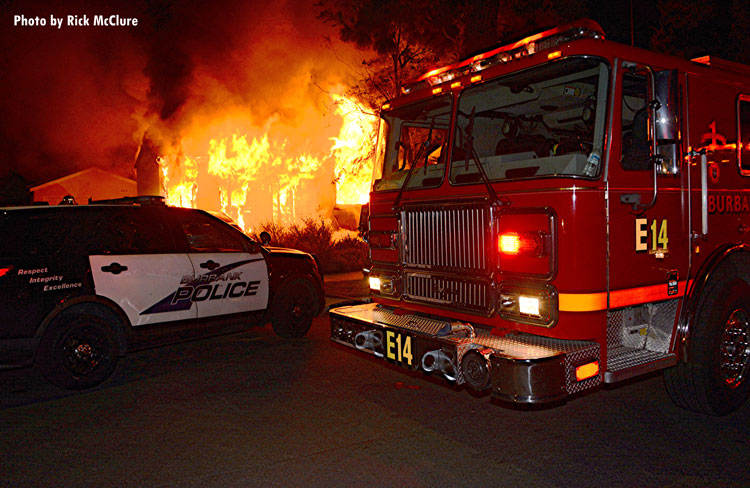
[369,276,381,291]
[518,296,540,316]
[369,275,395,295]
[498,282,558,327]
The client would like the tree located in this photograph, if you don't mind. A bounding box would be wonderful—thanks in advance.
[649,0,708,59]
[318,0,463,108]
[650,0,750,63]
[496,0,589,42]
[0,171,31,206]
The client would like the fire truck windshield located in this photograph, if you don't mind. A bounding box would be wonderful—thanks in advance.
[373,95,453,192]
[451,56,609,182]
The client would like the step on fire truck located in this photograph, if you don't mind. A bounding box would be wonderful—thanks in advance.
[330,19,750,415]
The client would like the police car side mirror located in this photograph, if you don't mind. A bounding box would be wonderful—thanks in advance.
[260,231,271,246]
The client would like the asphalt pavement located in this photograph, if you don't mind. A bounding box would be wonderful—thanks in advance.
[1,275,749,487]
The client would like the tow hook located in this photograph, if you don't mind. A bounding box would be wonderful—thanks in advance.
[422,349,457,380]
[354,330,384,357]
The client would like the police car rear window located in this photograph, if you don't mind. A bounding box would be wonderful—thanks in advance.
[0,209,103,257]
[0,207,174,257]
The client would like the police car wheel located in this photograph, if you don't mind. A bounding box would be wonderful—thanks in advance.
[271,279,314,339]
[37,313,120,390]
[664,277,750,416]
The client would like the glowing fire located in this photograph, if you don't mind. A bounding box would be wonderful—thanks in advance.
[330,94,379,205]
[155,92,378,233]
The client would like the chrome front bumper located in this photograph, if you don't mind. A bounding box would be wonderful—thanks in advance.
[330,302,600,404]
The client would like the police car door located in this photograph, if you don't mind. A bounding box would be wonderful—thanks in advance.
[90,207,197,326]
[172,209,269,319]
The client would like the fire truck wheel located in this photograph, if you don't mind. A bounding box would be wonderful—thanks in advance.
[664,277,750,416]
[271,279,315,339]
[36,313,121,390]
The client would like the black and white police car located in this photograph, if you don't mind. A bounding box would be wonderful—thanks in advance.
[0,196,325,389]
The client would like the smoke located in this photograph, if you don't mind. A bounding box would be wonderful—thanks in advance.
[0,0,359,185]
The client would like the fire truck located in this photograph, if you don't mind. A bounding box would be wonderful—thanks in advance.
[329,19,750,415]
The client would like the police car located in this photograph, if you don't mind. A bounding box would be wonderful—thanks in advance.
[0,196,325,389]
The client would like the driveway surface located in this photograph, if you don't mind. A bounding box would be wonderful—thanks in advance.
[1,280,748,487]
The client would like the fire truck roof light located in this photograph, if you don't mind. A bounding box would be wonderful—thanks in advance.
[432,87,443,95]
[451,81,462,89]
[548,50,562,60]
[471,74,482,83]
[575,361,600,381]
[401,19,604,94]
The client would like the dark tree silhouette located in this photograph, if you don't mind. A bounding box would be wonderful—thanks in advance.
[651,0,750,62]
[0,171,31,206]
[317,0,464,108]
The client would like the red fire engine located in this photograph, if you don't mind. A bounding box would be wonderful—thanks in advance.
[330,19,750,415]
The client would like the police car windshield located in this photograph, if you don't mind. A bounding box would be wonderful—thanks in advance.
[451,56,609,183]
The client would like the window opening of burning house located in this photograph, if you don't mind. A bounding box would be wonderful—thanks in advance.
[372,95,452,192]
[450,57,609,183]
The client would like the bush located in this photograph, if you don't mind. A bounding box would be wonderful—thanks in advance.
[251,219,367,274]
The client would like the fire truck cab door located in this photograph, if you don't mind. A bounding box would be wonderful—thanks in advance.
[608,61,689,308]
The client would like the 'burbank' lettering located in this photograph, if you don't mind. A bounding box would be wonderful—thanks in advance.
[707,194,750,214]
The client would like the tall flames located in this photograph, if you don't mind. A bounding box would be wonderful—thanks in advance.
[154,91,378,233]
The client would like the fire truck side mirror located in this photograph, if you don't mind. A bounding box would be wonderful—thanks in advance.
[654,70,679,143]
[358,203,370,242]
[653,70,681,175]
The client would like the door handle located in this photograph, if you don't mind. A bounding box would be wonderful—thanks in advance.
[200,260,220,271]
[101,263,128,275]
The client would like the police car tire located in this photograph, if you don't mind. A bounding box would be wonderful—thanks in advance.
[271,279,314,339]
[663,276,750,416]
[37,312,121,390]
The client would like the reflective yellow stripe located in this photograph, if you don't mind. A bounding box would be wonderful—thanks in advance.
[558,292,607,312]
[559,280,689,312]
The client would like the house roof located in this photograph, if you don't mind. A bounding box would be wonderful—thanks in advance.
[30,167,136,191]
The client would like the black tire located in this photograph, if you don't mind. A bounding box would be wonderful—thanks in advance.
[36,313,121,390]
[270,279,315,339]
[664,277,750,415]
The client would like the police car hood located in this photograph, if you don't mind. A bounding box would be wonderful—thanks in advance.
[264,246,313,257]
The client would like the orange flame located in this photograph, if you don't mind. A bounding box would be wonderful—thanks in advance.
[154,92,377,233]
[330,94,379,205]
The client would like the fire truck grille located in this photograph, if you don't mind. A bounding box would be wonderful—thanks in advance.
[402,204,490,272]
[401,203,492,313]
[404,273,491,313]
